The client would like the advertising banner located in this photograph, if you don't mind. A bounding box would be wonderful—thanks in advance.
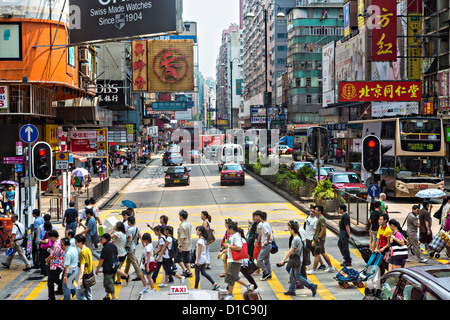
[407,13,422,79]
[70,130,97,155]
[339,81,421,102]
[322,41,335,107]
[69,0,181,44]
[132,40,148,92]
[371,0,397,61]
[0,85,9,110]
[343,2,350,37]
[147,39,194,92]
[372,101,419,117]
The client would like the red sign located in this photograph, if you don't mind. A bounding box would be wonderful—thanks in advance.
[153,48,189,84]
[339,81,422,102]
[371,0,397,61]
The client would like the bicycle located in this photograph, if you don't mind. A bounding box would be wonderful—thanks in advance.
[0,226,13,248]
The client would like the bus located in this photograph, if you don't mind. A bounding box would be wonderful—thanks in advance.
[347,117,445,198]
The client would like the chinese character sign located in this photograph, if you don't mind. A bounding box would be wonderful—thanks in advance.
[132,40,148,92]
[0,85,9,110]
[148,39,194,93]
[371,0,397,61]
[339,81,422,102]
[236,79,243,95]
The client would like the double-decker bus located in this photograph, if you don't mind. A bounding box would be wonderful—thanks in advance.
[347,117,445,198]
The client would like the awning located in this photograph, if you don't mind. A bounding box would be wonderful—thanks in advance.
[72,154,88,163]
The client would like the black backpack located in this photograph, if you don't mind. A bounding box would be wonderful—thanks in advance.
[168,236,179,259]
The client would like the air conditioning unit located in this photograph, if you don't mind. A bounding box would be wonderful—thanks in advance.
[80,64,90,78]
[79,48,89,63]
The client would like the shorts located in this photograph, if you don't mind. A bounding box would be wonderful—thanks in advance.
[103,274,116,294]
[141,267,151,276]
[313,238,326,255]
[420,232,432,244]
[224,262,241,286]
[389,255,407,267]
[119,255,127,263]
[174,250,191,265]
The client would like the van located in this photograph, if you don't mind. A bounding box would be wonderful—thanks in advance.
[217,144,244,170]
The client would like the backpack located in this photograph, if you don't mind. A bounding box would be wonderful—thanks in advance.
[168,236,179,259]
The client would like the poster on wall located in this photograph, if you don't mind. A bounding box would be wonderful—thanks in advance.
[0,85,9,110]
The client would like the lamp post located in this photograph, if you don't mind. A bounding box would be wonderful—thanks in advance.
[245,4,285,132]
[221,58,242,133]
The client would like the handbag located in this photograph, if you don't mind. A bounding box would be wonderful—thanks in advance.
[231,236,249,261]
[287,253,301,269]
[148,261,157,273]
[82,271,96,288]
[206,228,216,245]
[445,215,450,232]
[270,240,278,254]
[253,242,262,260]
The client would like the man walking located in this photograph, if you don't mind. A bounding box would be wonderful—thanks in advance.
[337,204,352,266]
[61,237,78,300]
[419,201,433,253]
[95,233,119,300]
[45,230,64,300]
[176,210,193,278]
[2,214,32,271]
[255,210,274,280]
[124,216,142,281]
[406,205,428,263]
[78,209,101,260]
[307,205,335,274]
[75,234,94,300]
[368,201,382,251]
[32,209,44,269]
[62,201,78,233]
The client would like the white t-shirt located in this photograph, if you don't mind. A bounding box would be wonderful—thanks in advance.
[140,243,155,268]
[305,215,318,240]
[196,238,208,265]
[257,221,273,244]
[163,236,173,259]
[156,237,166,262]
[228,233,243,263]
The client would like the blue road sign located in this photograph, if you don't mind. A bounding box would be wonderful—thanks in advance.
[19,124,39,144]
[368,184,381,198]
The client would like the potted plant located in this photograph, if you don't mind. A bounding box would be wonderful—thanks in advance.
[314,179,337,212]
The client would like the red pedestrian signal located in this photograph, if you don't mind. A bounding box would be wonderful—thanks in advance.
[32,142,53,181]
[362,135,381,173]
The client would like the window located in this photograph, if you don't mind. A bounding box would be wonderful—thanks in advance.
[68,47,76,68]
[0,23,21,60]
[277,45,287,51]
[306,95,312,103]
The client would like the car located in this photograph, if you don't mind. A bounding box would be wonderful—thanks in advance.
[348,162,362,177]
[220,163,245,186]
[278,145,293,155]
[164,166,191,186]
[162,151,183,166]
[313,168,330,180]
[188,150,201,163]
[364,265,450,300]
[290,161,313,173]
[327,172,368,199]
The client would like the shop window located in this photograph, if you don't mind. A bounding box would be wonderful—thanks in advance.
[0,23,21,60]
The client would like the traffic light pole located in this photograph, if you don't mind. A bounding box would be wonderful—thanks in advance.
[27,143,33,229]
[317,128,321,183]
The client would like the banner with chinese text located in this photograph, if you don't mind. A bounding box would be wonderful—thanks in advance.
[132,40,148,92]
[339,81,421,102]
[372,0,397,61]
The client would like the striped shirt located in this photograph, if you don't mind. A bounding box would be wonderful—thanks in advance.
[390,231,408,257]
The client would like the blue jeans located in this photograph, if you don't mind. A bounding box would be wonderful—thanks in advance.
[76,285,92,300]
[257,243,272,274]
[63,267,78,300]
[65,222,77,234]
[289,267,314,292]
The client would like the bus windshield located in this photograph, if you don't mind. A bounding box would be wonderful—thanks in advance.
[396,156,443,179]
[400,119,441,141]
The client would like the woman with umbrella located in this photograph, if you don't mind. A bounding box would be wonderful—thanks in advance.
[72,168,88,196]
[122,200,137,217]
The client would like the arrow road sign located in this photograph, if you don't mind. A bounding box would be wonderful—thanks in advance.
[19,124,39,144]
[368,184,381,198]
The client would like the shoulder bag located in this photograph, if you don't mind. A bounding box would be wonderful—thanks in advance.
[82,270,96,288]
[287,253,301,269]
[230,236,249,261]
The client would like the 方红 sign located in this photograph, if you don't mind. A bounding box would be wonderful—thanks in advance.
[371,0,397,61]
[339,81,421,102]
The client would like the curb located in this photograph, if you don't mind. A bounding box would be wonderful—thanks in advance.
[244,167,370,247]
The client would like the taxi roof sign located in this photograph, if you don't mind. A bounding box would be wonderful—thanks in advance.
[169,286,189,295]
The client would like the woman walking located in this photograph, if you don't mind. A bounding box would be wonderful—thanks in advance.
[194,226,219,290]
[388,219,408,271]
[110,222,129,284]
[279,220,318,297]
[201,211,213,269]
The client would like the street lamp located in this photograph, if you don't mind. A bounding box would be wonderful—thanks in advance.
[245,4,285,132]
[221,58,242,133]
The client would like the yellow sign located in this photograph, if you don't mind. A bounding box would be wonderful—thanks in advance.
[407,14,422,80]
[358,0,365,31]
[45,124,59,151]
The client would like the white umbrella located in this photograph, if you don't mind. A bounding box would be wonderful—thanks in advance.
[72,168,89,177]
[415,189,447,199]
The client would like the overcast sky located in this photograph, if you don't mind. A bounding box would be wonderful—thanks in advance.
[183,0,240,80]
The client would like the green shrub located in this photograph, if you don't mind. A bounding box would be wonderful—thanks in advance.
[296,165,315,181]
[314,179,335,200]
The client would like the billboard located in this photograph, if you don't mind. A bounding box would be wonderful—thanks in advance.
[147,39,194,92]
[372,101,419,117]
[69,0,182,44]
[371,0,397,61]
[343,2,350,37]
[132,40,148,92]
[339,81,422,102]
[322,41,335,107]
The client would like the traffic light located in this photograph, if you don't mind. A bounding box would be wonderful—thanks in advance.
[307,126,328,158]
[32,142,52,181]
[362,135,381,173]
